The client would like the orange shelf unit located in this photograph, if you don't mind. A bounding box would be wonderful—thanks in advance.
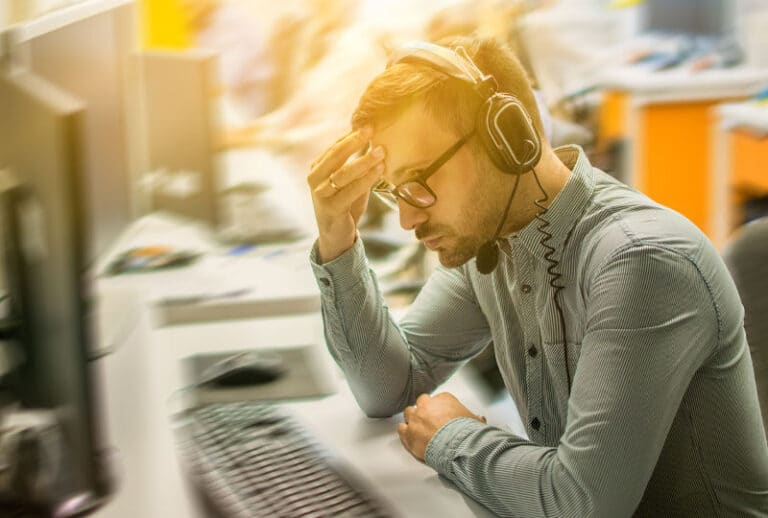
[635,100,724,236]
[730,129,768,192]
[727,129,768,231]
[599,90,629,142]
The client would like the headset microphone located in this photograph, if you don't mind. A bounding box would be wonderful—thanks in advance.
[476,173,520,274]
[476,241,499,275]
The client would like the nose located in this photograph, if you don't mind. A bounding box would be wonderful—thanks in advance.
[398,200,428,231]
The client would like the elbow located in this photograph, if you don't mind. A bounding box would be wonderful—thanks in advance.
[355,397,401,419]
[362,407,396,419]
[348,384,403,419]
[545,460,638,518]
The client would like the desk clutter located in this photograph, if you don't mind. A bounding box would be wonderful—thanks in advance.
[174,402,394,518]
[105,246,201,275]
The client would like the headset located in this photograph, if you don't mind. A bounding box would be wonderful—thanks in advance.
[390,42,574,394]
[389,41,542,176]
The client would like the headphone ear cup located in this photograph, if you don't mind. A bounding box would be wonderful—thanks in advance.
[476,98,513,174]
[476,94,542,175]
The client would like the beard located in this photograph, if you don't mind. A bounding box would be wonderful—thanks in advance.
[414,198,502,269]
[437,235,482,268]
[414,156,514,269]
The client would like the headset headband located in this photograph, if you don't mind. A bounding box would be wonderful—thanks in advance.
[389,41,497,98]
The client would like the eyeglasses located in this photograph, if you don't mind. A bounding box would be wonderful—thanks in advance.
[372,131,474,209]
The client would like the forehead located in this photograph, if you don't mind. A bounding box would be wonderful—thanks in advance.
[371,104,460,183]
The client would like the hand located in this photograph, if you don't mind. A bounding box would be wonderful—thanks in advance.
[397,392,487,462]
[307,127,385,263]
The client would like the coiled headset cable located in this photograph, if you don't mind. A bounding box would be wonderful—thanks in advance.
[530,168,572,394]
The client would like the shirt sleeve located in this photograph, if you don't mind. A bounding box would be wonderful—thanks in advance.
[424,243,720,517]
[310,237,491,417]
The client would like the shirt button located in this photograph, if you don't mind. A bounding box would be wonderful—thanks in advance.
[521,284,532,294]
[527,345,538,358]
[320,278,330,287]
[531,417,541,431]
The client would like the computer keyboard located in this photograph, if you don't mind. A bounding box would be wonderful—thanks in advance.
[175,402,394,518]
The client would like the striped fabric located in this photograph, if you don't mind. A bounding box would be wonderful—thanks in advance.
[310,146,768,517]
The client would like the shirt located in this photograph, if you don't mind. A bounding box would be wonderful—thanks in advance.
[309,145,768,517]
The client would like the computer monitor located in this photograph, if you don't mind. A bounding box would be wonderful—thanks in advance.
[0,69,111,516]
[8,0,139,265]
[642,0,737,39]
[137,49,222,228]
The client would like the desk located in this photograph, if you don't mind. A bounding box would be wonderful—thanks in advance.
[597,66,768,240]
[92,287,517,517]
[93,212,322,332]
[92,316,506,518]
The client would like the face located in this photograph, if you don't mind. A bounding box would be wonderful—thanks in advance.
[372,104,505,268]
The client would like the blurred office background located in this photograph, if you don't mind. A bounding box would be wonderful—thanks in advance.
[1,1,767,514]
[3,0,768,239]
[3,0,767,248]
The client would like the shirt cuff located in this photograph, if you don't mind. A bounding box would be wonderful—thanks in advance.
[425,417,487,476]
[309,237,369,295]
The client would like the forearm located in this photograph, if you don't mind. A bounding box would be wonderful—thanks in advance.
[426,419,593,518]
[311,238,418,417]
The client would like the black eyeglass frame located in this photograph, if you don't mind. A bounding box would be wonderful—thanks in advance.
[372,130,475,209]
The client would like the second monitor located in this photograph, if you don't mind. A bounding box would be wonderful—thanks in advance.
[137,49,222,229]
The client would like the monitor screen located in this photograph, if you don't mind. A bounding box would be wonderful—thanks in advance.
[0,69,111,516]
[642,0,737,38]
[11,0,139,266]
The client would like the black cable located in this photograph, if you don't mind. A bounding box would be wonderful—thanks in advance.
[530,167,572,394]
[476,173,521,274]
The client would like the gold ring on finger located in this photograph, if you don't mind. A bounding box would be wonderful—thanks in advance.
[329,175,341,192]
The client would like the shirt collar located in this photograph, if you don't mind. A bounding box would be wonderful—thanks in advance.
[505,145,595,256]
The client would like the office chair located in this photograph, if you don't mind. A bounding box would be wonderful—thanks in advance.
[723,216,768,435]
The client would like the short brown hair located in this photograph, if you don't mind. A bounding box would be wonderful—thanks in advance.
[351,38,544,141]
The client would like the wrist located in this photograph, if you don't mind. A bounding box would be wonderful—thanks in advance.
[318,232,357,264]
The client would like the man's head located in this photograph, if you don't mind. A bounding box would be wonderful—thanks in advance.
[351,38,547,268]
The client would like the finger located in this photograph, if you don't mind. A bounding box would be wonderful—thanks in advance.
[415,393,431,407]
[310,131,355,171]
[309,127,372,186]
[327,145,385,193]
[403,405,416,424]
[397,423,408,446]
[322,165,383,209]
[480,415,487,424]
[316,151,384,199]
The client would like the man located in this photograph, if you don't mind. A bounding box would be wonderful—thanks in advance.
[306,38,768,516]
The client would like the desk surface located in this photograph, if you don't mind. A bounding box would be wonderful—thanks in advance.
[718,101,768,135]
[599,65,768,104]
[93,302,514,518]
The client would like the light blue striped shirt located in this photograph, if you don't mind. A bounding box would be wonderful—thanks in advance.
[310,145,768,517]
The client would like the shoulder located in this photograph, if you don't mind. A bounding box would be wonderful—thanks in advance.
[576,170,712,282]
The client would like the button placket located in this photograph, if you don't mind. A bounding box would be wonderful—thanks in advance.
[516,250,543,437]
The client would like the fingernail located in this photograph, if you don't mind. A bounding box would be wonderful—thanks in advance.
[373,146,385,159]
